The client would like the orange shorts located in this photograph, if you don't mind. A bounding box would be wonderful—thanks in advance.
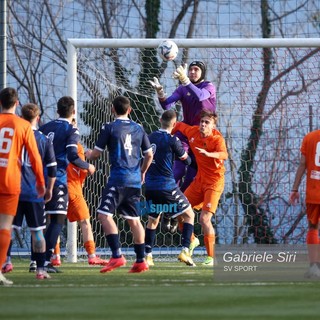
[0,194,19,216]
[67,193,90,222]
[306,203,320,225]
[184,181,223,214]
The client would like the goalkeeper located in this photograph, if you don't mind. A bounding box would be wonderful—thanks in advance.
[149,61,216,192]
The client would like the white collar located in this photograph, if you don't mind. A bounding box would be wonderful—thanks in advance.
[159,128,171,134]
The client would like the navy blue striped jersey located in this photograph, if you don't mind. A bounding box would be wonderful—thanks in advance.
[145,129,185,191]
[20,129,57,202]
[94,118,151,188]
[40,118,79,185]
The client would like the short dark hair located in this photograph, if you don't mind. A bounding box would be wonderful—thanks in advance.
[200,109,218,125]
[0,87,18,109]
[112,96,130,115]
[21,103,40,123]
[57,96,75,117]
[161,109,177,129]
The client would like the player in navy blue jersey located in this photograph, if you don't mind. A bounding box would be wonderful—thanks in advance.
[144,109,196,267]
[39,96,95,273]
[85,95,153,273]
[2,103,57,279]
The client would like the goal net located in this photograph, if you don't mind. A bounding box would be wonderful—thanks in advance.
[66,38,320,262]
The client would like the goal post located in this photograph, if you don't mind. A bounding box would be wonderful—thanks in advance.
[66,38,320,262]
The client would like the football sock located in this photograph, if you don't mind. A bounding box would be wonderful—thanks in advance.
[54,240,60,255]
[181,223,193,248]
[306,229,319,244]
[204,234,215,258]
[145,228,156,254]
[306,229,319,263]
[106,234,121,258]
[45,222,63,261]
[33,252,45,269]
[134,243,145,263]
[84,240,95,256]
[0,229,11,267]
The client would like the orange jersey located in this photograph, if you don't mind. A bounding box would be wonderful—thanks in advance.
[300,130,320,204]
[0,113,44,195]
[173,122,227,188]
[67,142,88,195]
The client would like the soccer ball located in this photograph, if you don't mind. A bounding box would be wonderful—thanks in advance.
[157,40,179,61]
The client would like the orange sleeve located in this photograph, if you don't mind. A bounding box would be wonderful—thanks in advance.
[172,122,192,137]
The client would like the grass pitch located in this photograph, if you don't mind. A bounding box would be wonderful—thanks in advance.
[1,257,320,320]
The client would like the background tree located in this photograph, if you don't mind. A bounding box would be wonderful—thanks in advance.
[4,0,320,249]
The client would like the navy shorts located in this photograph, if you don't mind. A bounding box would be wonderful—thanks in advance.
[145,187,191,219]
[97,185,141,220]
[13,201,46,231]
[45,184,68,215]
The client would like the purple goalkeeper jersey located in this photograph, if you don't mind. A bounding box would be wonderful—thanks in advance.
[160,81,216,125]
[160,81,216,147]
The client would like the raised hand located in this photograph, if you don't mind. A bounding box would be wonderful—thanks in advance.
[173,64,190,85]
[149,77,165,98]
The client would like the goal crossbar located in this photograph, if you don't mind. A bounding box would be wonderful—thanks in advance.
[68,38,320,48]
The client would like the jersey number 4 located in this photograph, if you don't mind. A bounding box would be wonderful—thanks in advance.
[124,134,133,156]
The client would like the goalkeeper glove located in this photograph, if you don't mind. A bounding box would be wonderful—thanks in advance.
[173,64,190,86]
[149,77,165,99]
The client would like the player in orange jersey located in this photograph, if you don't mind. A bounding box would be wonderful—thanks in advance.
[0,88,45,285]
[289,128,320,278]
[172,109,228,266]
[64,120,107,266]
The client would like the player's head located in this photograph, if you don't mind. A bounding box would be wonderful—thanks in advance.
[112,96,131,116]
[199,109,218,136]
[0,87,19,110]
[160,109,177,131]
[188,60,206,84]
[57,96,75,118]
[21,103,40,123]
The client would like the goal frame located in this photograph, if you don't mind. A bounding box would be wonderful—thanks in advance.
[66,37,320,262]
